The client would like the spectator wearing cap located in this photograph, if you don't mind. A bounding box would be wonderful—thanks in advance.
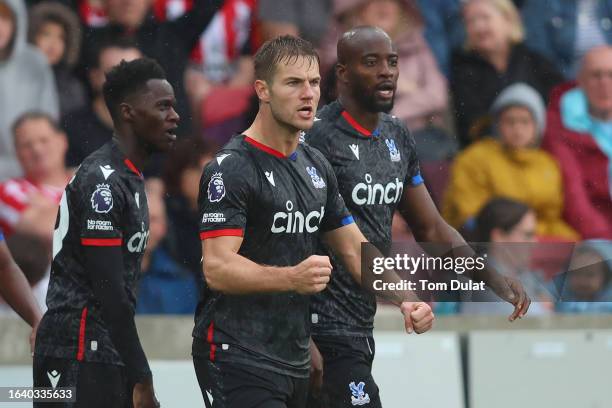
[443,83,578,240]
[450,0,563,146]
[543,46,612,239]
[522,0,612,79]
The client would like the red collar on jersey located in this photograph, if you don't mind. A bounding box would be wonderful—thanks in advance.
[341,110,380,137]
[244,136,298,160]
[124,158,143,178]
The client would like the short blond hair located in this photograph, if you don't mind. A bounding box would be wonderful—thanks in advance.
[462,0,525,50]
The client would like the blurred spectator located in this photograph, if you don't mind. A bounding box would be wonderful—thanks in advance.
[553,240,612,313]
[136,178,199,314]
[0,112,68,241]
[82,0,224,136]
[320,0,450,133]
[0,112,70,310]
[0,0,58,180]
[522,0,612,79]
[460,197,553,314]
[543,46,612,239]
[162,137,217,276]
[28,1,87,117]
[258,0,332,46]
[184,0,256,145]
[444,83,578,240]
[62,36,142,167]
[450,0,563,146]
[415,0,463,76]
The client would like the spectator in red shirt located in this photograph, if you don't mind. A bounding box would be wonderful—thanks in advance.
[0,112,70,312]
[543,46,612,239]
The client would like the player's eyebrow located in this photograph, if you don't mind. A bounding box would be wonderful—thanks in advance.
[284,76,307,82]
[155,96,176,106]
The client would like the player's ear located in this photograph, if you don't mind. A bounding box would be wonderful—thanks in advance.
[119,102,135,122]
[254,79,271,103]
[336,62,347,84]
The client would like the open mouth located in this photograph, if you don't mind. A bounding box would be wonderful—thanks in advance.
[297,106,314,119]
[165,127,177,140]
[376,83,395,99]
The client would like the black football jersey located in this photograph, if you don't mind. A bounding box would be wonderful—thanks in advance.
[35,140,149,365]
[305,101,423,336]
[193,134,352,378]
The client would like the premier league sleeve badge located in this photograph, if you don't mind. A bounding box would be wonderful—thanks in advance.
[91,184,114,213]
[207,173,226,202]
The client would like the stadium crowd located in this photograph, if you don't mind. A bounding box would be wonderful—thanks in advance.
[1,0,612,316]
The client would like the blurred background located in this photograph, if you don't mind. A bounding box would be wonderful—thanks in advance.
[2,0,612,406]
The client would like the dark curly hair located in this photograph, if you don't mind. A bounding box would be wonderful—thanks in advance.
[102,57,166,121]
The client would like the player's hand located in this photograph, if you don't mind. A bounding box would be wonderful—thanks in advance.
[400,302,434,334]
[309,338,324,397]
[289,255,332,294]
[133,380,160,408]
[487,274,531,321]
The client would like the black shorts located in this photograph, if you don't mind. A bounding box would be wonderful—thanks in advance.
[309,335,382,408]
[33,355,131,408]
[193,355,309,408]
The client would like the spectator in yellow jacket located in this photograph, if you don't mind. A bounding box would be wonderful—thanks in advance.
[443,83,578,240]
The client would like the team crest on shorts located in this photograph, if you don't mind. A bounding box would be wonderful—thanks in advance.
[91,184,113,213]
[208,173,226,202]
[385,139,401,162]
[306,167,326,189]
[349,381,370,406]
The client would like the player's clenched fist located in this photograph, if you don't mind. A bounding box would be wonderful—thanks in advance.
[400,302,434,334]
[289,255,332,294]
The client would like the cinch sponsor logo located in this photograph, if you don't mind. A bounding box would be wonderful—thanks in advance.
[271,200,325,234]
[127,223,149,253]
[351,174,403,206]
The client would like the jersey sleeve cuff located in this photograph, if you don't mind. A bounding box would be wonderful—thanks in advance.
[411,173,424,186]
[200,228,244,240]
[81,237,123,246]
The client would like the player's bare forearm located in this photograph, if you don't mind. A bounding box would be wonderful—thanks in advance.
[0,242,42,327]
[202,236,331,295]
[202,237,293,294]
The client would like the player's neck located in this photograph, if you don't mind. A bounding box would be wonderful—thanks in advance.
[113,131,148,172]
[244,111,300,156]
[339,95,380,133]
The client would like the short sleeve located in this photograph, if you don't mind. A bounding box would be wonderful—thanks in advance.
[402,127,424,187]
[198,154,251,240]
[318,156,353,232]
[78,169,125,247]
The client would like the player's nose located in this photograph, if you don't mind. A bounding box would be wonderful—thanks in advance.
[167,107,180,123]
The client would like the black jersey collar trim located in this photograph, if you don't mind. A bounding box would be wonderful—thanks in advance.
[244,136,298,161]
